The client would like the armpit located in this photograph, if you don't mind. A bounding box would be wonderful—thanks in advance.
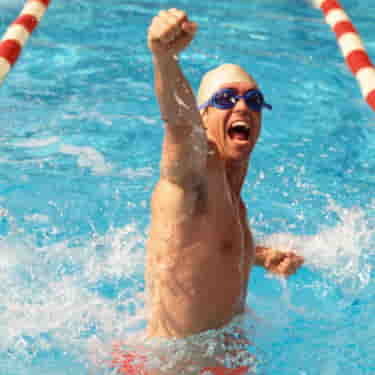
[160,121,207,188]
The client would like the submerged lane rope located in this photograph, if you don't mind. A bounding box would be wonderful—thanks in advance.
[312,0,375,111]
[0,0,51,86]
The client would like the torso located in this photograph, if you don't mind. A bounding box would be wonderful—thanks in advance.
[146,168,255,338]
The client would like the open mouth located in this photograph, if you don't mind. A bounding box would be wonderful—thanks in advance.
[228,122,251,142]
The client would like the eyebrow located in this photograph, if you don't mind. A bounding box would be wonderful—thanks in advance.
[217,87,259,95]
[218,85,258,92]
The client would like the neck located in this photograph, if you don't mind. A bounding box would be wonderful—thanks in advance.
[206,143,250,198]
[225,159,249,197]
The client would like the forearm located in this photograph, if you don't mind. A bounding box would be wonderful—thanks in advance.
[153,54,202,128]
[149,9,207,187]
[153,54,207,186]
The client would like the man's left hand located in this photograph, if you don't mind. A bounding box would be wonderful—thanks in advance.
[255,246,304,277]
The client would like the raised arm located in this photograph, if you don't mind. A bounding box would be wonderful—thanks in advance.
[148,9,207,189]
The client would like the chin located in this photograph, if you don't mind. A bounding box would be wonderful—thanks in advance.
[226,142,254,161]
[225,149,252,164]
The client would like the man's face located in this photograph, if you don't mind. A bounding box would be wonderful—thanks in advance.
[202,81,262,162]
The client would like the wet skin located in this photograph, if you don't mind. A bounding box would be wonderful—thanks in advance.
[146,81,261,338]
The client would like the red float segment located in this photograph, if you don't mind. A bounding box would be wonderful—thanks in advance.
[0,39,22,66]
[346,50,373,75]
[366,90,375,111]
[333,21,357,39]
[321,0,342,16]
[13,14,39,34]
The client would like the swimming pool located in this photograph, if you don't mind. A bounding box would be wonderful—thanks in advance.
[0,0,373,374]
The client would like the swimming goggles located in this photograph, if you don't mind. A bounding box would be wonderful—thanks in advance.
[198,88,272,112]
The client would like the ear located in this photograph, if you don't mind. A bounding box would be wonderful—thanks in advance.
[200,108,208,128]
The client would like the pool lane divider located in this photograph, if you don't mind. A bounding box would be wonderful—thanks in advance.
[0,0,51,86]
[312,0,375,111]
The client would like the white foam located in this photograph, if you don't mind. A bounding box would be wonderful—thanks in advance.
[60,144,113,175]
[0,238,32,269]
[24,213,50,223]
[62,111,113,127]
[0,220,263,372]
[260,199,373,294]
[13,136,59,148]
[0,223,148,368]
[119,167,153,179]
[0,197,372,371]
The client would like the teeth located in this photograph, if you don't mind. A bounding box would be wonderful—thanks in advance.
[231,121,249,128]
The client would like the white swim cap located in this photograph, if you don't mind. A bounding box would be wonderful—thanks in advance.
[197,64,257,108]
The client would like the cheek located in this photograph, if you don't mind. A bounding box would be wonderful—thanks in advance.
[205,111,226,137]
[253,114,262,138]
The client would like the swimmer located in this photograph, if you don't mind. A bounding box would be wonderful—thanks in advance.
[112,8,304,375]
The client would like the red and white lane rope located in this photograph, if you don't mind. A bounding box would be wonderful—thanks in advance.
[312,0,375,111]
[0,0,51,86]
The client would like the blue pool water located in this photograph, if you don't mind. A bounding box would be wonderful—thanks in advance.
[0,0,374,374]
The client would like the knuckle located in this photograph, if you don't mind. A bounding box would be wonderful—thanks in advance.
[280,261,289,269]
[167,16,179,26]
[285,259,293,266]
[150,17,161,29]
[269,252,277,260]
[178,10,187,18]
[174,9,187,21]
[160,30,170,41]
[158,11,169,20]
[168,8,179,15]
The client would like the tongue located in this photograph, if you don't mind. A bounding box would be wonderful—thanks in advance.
[231,131,248,141]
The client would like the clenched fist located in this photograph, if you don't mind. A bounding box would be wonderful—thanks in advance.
[148,8,197,58]
[256,246,304,277]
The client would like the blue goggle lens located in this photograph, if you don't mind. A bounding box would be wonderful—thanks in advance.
[213,89,265,111]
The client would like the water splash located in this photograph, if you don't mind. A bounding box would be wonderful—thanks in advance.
[99,313,263,375]
[0,197,373,373]
[258,199,374,304]
[0,216,147,372]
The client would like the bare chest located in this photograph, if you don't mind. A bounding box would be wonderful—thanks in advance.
[146,181,254,336]
[203,181,251,250]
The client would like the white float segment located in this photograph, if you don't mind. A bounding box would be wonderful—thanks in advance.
[1,24,31,46]
[325,9,350,28]
[0,57,11,81]
[20,1,47,22]
[337,32,365,58]
[356,67,375,97]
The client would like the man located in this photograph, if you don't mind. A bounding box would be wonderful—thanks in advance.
[112,8,304,375]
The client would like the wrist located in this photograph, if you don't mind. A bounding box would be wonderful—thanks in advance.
[254,246,269,266]
[153,53,179,66]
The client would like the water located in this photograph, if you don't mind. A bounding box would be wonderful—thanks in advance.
[0,0,374,374]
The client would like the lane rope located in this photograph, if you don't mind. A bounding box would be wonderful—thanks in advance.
[311,0,375,111]
[0,0,51,86]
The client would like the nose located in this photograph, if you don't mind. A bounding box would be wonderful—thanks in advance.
[232,95,261,124]
[233,96,249,112]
